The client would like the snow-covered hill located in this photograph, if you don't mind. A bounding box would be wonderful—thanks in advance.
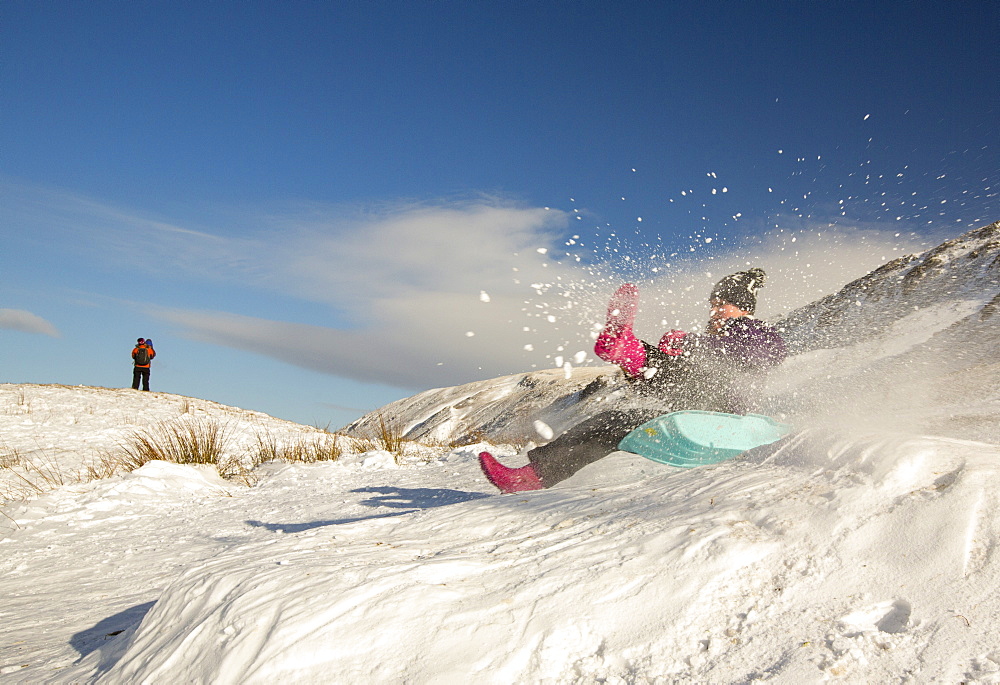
[3,221,1000,683]
[772,220,1000,443]
[0,384,330,501]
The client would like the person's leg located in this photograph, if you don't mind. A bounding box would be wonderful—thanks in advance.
[527,409,661,486]
[132,367,141,390]
[141,368,151,391]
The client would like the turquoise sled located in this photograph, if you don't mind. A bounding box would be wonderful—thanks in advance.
[617,410,793,467]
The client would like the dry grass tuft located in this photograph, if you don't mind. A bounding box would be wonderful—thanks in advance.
[353,413,409,464]
[85,450,126,481]
[0,443,24,470]
[117,419,232,471]
[253,432,346,465]
[0,446,72,501]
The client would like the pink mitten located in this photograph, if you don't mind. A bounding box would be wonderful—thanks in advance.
[658,330,687,356]
[594,283,645,376]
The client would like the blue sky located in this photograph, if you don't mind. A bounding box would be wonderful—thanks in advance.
[2,1,997,427]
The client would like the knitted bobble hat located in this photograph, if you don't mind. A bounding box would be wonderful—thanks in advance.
[710,268,767,314]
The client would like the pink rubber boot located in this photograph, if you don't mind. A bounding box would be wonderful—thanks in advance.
[479,452,545,493]
[594,283,646,377]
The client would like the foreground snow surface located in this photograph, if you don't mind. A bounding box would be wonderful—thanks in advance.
[3,386,1000,683]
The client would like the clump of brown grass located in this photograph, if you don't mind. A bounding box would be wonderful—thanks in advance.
[116,419,232,471]
[0,443,24,469]
[0,445,72,501]
[253,432,345,465]
[85,450,123,481]
[4,389,33,416]
[355,413,408,464]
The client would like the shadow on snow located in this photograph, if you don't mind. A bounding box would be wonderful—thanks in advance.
[246,487,490,533]
[70,601,155,658]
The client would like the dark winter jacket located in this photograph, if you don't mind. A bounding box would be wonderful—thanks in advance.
[132,344,156,368]
[688,316,787,370]
[634,316,786,414]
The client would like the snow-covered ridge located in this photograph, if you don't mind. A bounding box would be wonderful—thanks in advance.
[343,366,622,446]
[776,220,999,352]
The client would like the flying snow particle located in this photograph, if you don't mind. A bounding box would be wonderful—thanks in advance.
[524,344,534,351]
[537,248,548,254]
[479,291,491,303]
[573,350,587,364]
[533,420,554,441]
[864,114,871,120]
[465,331,475,337]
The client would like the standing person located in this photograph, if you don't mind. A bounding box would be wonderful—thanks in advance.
[479,269,787,493]
[131,337,156,391]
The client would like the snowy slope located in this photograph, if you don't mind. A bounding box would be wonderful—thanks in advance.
[770,220,1000,443]
[5,403,1000,683]
[0,384,330,501]
[3,221,1000,683]
[343,366,624,447]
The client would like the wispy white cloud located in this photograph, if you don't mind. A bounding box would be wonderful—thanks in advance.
[0,309,60,337]
[149,200,581,387]
[153,214,929,389]
[1,179,934,390]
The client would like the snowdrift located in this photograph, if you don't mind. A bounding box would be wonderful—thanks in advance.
[67,430,1000,683]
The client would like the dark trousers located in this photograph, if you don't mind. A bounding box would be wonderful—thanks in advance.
[527,409,662,486]
[524,338,731,487]
[132,367,151,391]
